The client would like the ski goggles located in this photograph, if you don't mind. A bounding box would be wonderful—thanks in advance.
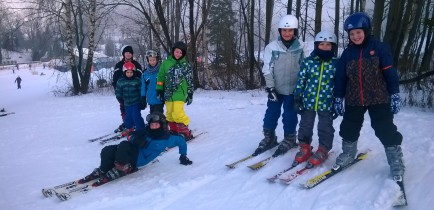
[145,50,159,58]
[146,113,164,123]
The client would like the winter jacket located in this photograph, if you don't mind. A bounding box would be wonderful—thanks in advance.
[112,59,143,89]
[115,77,142,106]
[156,55,193,102]
[141,64,163,105]
[294,51,337,112]
[334,37,400,106]
[130,132,187,167]
[262,36,304,95]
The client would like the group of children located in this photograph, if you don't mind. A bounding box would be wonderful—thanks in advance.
[255,12,404,183]
[80,12,404,190]
[113,42,194,140]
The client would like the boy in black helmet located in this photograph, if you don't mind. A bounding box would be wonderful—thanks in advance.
[156,41,194,140]
[78,112,193,187]
[113,45,143,133]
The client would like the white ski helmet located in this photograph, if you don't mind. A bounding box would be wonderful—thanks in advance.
[314,31,337,44]
[278,15,298,29]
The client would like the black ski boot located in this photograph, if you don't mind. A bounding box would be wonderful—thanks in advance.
[273,133,297,157]
[114,123,125,133]
[78,168,104,184]
[92,162,133,187]
[253,128,278,156]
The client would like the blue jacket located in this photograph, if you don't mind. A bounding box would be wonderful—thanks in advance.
[141,64,163,105]
[294,51,337,112]
[334,37,400,106]
[130,132,187,168]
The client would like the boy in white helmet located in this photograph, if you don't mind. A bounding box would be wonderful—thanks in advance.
[253,15,305,157]
[292,31,338,168]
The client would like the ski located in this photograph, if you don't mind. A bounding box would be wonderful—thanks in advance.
[99,134,123,145]
[303,152,368,189]
[267,161,302,183]
[88,133,115,142]
[226,155,254,169]
[42,159,160,201]
[279,151,335,184]
[392,177,408,206]
[0,112,15,117]
[247,156,274,170]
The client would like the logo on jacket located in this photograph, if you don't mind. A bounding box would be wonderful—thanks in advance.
[370,50,375,56]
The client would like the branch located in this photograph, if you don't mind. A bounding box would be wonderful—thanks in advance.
[399,70,434,84]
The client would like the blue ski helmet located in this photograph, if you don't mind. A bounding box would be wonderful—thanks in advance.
[344,12,372,33]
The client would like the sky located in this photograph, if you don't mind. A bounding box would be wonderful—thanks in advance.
[1,65,434,210]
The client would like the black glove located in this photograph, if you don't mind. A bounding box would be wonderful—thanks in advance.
[179,154,193,165]
[157,90,165,102]
[140,96,147,110]
[186,93,193,105]
[265,87,278,102]
[294,95,304,114]
[128,129,148,148]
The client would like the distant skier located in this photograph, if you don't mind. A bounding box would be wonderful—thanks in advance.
[77,112,193,187]
[15,76,22,89]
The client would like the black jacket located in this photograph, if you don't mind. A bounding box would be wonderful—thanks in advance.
[112,59,143,89]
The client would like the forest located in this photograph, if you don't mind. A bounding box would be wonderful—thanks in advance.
[0,0,433,107]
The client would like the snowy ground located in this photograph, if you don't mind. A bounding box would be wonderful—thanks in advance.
[0,66,433,210]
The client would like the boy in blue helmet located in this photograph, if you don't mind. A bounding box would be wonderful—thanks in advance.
[141,50,164,114]
[333,12,404,182]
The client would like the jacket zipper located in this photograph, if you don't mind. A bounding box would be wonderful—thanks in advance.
[358,48,364,106]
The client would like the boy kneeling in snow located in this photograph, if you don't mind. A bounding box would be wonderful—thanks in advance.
[79,112,193,187]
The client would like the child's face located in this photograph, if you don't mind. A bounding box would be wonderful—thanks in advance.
[349,29,365,45]
[318,42,333,51]
[124,52,133,60]
[280,28,295,41]
[150,122,161,129]
[173,48,183,60]
[148,57,158,67]
[125,70,134,78]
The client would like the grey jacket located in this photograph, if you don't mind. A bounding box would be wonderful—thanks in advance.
[262,37,304,95]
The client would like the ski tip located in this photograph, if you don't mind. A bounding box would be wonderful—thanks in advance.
[42,188,55,197]
[267,178,277,183]
[56,192,71,201]
[226,165,236,169]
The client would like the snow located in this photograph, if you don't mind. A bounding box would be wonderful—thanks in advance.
[1,65,433,210]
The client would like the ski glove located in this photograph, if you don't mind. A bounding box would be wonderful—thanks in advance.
[293,95,304,114]
[186,93,193,105]
[390,93,401,114]
[128,129,148,148]
[179,154,193,165]
[157,90,165,102]
[266,87,278,102]
[334,98,345,116]
[140,96,147,110]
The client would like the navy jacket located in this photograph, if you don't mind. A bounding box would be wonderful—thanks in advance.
[334,37,400,106]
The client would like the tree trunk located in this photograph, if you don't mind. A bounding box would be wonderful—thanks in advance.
[372,0,385,38]
[81,0,96,94]
[64,0,80,95]
[334,0,340,56]
[265,0,274,45]
[314,0,323,34]
[287,0,293,14]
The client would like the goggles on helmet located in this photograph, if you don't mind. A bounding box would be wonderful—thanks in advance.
[146,113,162,123]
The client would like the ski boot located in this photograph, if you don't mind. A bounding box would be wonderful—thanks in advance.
[114,123,125,133]
[176,123,194,141]
[273,133,297,157]
[308,146,329,167]
[92,162,133,187]
[253,128,278,156]
[294,143,312,164]
[77,168,104,184]
[334,140,358,169]
[385,145,405,178]
[121,128,134,137]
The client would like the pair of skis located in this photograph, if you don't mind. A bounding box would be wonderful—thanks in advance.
[225,145,280,170]
[0,112,15,117]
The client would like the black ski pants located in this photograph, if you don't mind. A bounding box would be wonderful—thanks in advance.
[99,141,139,172]
[339,104,403,146]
